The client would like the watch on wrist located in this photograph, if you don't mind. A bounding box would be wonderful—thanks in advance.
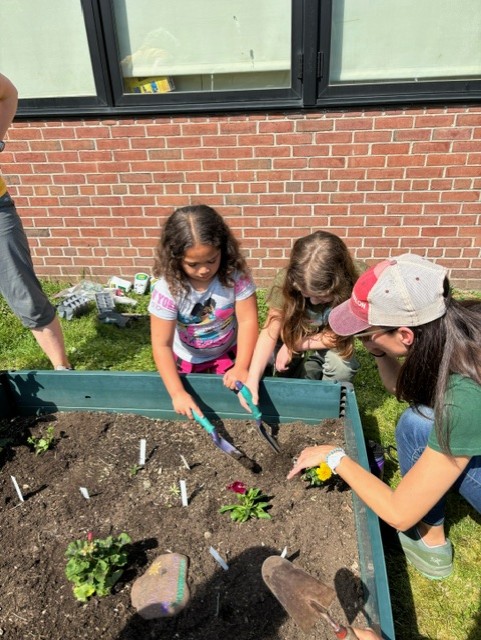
[326,447,347,475]
[0,140,5,152]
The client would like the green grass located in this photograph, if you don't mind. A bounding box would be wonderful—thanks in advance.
[1,282,480,640]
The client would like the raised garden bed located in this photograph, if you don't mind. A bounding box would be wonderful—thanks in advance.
[0,372,395,640]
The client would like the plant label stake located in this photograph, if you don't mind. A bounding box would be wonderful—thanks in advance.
[80,487,90,500]
[180,455,190,470]
[139,439,146,466]
[209,547,228,571]
[10,476,24,503]
[179,480,188,507]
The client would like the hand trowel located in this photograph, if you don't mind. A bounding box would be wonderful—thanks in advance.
[262,556,358,639]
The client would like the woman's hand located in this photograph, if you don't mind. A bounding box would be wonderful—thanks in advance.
[287,444,337,479]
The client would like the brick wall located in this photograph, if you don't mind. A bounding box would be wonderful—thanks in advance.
[3,105,481,289]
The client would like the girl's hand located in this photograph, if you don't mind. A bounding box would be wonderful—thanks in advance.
[287,444,337,480]
[275,344,292,372]
[223,365,248,390]
[172,390,201,420]
[237,379,259,412]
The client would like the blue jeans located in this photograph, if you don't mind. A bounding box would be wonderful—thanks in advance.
[396,406,481,525]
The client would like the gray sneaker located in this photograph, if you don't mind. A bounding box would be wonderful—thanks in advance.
[398,527,453,580]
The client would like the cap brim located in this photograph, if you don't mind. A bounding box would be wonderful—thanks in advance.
[329,300,371,336]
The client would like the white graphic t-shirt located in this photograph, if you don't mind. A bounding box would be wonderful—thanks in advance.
[148,272,256,363]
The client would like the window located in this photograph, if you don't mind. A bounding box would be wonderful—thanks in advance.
[330,0,481,83]
[114,0,291,94]
[4,0,480,118]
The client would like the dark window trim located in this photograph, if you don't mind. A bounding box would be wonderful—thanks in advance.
[15,0,481,119]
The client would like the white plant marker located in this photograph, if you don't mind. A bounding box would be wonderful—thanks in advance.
[10,476,24,502]
[280,546,288,558]
[139,438,146,466]
[79,487,90,500]
[180,454,190,470]
[179,479,188,507]
[209,546,229,571]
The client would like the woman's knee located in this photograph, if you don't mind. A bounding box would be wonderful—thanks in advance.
[395,406,434,475]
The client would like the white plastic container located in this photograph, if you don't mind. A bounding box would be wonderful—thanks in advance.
[109,276,132,293]
[133,273,150,294]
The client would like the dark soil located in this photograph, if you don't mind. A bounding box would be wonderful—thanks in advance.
[0,411,366,640]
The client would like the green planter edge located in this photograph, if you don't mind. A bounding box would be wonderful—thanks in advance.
[0,370,395,640]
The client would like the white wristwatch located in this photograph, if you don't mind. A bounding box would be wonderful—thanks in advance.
[326,447,347,475]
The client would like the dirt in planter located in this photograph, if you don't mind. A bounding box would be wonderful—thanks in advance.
[0,411,368,640]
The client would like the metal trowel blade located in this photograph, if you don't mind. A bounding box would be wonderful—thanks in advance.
[262,556,336,634]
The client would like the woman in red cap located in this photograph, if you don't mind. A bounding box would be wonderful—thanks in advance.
[288,254,481,581]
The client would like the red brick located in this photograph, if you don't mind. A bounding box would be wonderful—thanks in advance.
[5,108,481,288]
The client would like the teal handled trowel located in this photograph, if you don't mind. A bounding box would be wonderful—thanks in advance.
[192,410,242,459]
[192,410,258,473]
[235,382,281,453]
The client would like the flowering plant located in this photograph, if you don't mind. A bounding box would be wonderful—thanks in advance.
[302,462,332,487]
[65,531,131,602]
[220,482,272,523]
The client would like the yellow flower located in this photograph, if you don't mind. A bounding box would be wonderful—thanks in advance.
[315,462,332,482]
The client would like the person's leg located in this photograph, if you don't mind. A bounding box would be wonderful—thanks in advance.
[31,317,71,369]
[301,350,324,380]
[396,406,454,578]
[318,349,360,383]
[396,407,446,542]
[0,193,70,369]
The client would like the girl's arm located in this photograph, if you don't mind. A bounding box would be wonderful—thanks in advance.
[241,308,282,406]
[150,315,202,418]
[223,293,258,389]
[288,444,470,531]
[295,329,338,351]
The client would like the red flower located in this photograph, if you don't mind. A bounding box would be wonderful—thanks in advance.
[226,481,247,494]
[87,531,94,542]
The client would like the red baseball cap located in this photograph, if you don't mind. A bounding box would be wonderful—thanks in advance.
[329,254,448,336]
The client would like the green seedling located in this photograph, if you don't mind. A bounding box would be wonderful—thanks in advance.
[169,483,181,496]
[129,464,142,477]
[219,487,272,523]
[27,425,56,455]
[65,531,131,602]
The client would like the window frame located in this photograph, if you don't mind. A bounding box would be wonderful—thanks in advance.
[14,0,481,119]
[316,0,481,107]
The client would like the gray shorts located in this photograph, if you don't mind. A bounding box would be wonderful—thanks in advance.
[0,192,56,329]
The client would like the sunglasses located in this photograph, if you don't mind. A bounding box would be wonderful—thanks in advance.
[354,328,392,339]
